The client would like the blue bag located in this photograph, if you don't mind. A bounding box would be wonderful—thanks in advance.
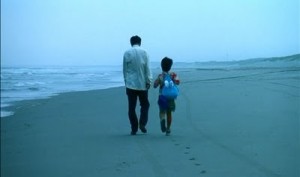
[161,74,179,99]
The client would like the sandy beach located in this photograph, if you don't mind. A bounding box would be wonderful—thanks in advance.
[1,67,299,177]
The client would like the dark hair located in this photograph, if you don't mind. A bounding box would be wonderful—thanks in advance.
[130,35,141,46]
[161,57,173,72]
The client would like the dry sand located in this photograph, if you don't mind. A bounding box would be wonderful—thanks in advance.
[1,67,299,177]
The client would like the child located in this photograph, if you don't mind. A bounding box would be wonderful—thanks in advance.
[153,57,180,135]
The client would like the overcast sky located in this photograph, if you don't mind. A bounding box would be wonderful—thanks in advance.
[1,0,299,66]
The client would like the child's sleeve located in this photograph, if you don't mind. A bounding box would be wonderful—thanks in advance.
[171,72,180,85]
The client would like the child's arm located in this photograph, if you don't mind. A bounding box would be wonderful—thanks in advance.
[153,74,162,88]
[171,72,180,85]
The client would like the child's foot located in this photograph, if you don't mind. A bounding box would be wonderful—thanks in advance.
[160,119,166,133]
[166,128,171,136]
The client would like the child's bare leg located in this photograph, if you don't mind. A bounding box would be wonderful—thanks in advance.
[159,112,165,120]
[160,111,166,132]
[166,111,172,134]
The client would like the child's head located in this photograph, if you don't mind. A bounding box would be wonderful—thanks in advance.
[161,57,173,72]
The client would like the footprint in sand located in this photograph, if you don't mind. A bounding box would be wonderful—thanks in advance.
[116,161,130,171]
[24,123,31,128]
[182,146,204,171]
[200,170,207,174]
[183,146,191,155]
[171,139,180,146]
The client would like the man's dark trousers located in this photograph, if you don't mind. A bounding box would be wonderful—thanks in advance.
[126,88,150,133]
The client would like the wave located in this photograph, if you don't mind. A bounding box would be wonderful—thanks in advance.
[1,65,125,118]
[28,87,40,91]
[1,111,14,118]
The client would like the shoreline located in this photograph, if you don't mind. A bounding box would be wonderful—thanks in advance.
[2,64,299,118]
[0,86,126,118]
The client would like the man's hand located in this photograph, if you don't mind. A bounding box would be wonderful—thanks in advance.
[146,83,151,89]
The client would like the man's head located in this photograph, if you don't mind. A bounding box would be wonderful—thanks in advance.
[161,57,173,72]
[130,35,142,46]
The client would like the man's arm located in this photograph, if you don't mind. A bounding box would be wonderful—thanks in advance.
[123,53,127,84]
[145,53,152,88]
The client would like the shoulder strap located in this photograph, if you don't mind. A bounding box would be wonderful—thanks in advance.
[163,73,172,81]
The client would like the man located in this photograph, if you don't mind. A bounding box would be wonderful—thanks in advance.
[123,35,152,135]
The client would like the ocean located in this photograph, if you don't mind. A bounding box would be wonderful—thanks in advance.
[1,65,124,117]
[1,54,299,117]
